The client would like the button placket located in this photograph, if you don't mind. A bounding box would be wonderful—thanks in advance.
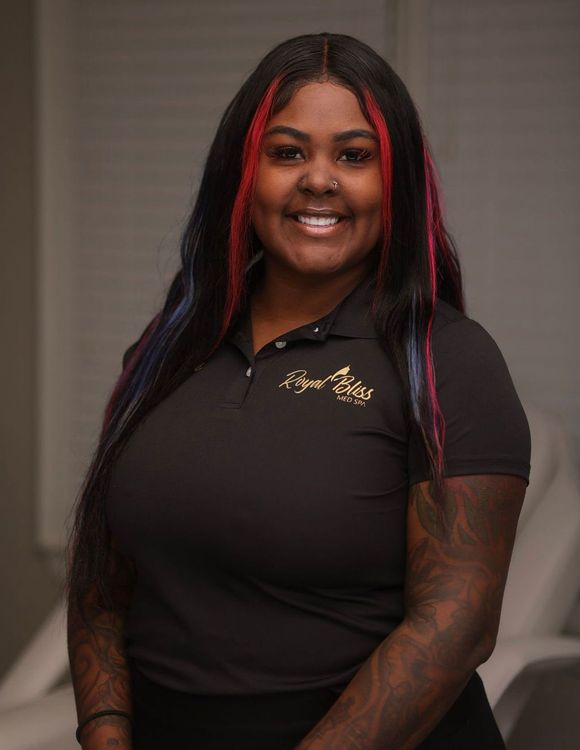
[220,362,254,408]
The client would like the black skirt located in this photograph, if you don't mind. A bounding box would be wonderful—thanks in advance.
[129,659,505,749]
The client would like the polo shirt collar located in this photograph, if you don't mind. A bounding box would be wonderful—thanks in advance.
[227,252,378,347]
[328,270,377,340]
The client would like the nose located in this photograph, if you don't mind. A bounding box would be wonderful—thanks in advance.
[297,159,338,196]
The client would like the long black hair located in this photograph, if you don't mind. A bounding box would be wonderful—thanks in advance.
[65,32,463,626]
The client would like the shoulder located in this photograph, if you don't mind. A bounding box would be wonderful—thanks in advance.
[432,297,465,331]
[431,298,481,339]
[431,299,505,366]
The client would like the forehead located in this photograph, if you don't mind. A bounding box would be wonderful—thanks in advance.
[268,82,371,129]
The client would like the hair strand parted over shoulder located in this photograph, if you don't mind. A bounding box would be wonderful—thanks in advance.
[65,32,464,627]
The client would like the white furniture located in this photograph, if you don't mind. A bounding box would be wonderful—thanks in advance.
[1,400,579,749]
[478,400,580,740]
[0,599,75,749]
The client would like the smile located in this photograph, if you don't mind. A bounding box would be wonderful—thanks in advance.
[297,215,340,226]
[289,215,350,236]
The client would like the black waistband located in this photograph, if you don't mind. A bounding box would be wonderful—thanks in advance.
[129,659,494,737]
[129,661,342,728]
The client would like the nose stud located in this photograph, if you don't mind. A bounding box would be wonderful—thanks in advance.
[298,176,340,192]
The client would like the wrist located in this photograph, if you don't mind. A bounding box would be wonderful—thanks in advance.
[77,712,132,749]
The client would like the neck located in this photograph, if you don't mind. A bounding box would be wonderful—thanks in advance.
[250,257,374,324]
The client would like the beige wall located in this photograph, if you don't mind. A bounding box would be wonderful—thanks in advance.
[0,1,60,679]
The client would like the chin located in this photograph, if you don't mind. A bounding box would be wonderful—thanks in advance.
[288,251,346,273]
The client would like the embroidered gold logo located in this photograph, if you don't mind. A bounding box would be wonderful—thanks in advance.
[278,365,374,406]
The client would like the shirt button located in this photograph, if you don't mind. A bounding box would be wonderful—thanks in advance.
[313,326,320,333]
[274,340,287,349]
[245,366,252,377]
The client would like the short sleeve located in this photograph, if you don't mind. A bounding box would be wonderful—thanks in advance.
[408,317,531,486]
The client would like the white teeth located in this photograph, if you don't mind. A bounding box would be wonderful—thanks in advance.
[297,215,340,226]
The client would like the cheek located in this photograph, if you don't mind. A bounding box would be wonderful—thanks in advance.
[344,164,382,208]
[252,163,292,216]
[250,172,289,240]
[353,177,383,220]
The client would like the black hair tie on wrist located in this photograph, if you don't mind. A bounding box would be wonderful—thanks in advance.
[75,709,132,744]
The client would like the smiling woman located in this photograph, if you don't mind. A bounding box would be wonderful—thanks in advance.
[252,82,382,279]
[249,81,385,351]
[65,32,530,750]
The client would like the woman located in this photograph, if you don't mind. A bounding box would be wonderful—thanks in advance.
[66,32,531,749]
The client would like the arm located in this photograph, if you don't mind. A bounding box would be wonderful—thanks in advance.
[67,539,137,749]
[295,473,527,750]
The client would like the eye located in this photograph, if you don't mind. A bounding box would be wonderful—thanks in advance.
[339,149,373,162]
[268,146,374,163]
[271,146,303,160]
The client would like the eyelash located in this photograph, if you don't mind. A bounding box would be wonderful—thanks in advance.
[270,146,373,163]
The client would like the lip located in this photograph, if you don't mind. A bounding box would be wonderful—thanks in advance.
[288,208,349,218]
[287,214,351,237]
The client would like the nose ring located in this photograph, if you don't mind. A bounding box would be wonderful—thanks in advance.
[298,176,339,192]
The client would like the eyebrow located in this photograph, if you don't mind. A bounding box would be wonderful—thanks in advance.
[263,125,379,143]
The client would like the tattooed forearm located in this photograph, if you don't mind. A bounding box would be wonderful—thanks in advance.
[68,546,137,749]
[295,621,475,750]
[295,474,526,750]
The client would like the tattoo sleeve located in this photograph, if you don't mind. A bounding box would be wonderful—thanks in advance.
[294,474,527,750]
[67,541,137,749]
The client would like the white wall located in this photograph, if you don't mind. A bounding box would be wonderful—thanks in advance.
[0,0,61,681]
[399,0,580,472]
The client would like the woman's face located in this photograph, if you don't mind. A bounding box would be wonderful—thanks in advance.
[251,81,383,279]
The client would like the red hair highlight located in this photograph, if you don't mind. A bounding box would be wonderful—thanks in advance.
[361,89,393,313]
[210,74,283,354]
[422,144,462,293]
[422,140,446,477]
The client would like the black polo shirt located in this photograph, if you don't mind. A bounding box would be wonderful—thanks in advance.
[106,263,531,696]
